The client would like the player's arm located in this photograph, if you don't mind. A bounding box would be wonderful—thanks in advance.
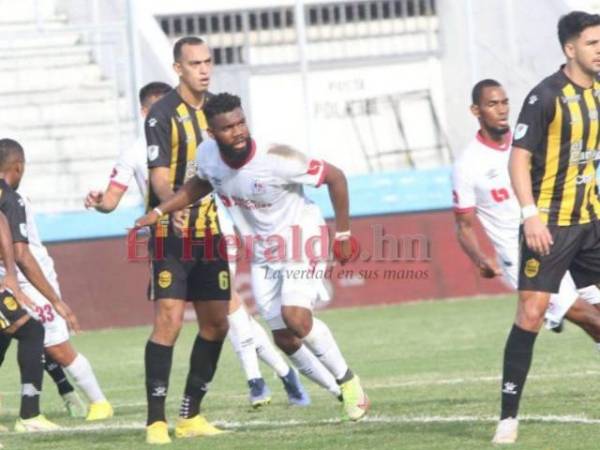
[135,176,212,228]
[13,242,80,332]
[454,210,501,278]
[322,162,354,265]
[509,146,553,256]
[0,212,33,308]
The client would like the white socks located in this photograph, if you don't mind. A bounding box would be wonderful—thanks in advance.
[302,318,349,381]
[289,344,341,397]
[228,307,262,380]
[250,316,290,377]
[64,354,105,403]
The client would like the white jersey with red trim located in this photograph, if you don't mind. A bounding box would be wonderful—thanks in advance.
[109,136,148,197]
[452,132,519,262]
[196,139,328,265]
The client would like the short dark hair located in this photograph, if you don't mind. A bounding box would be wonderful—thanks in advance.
[138,81,171,107]
[173,36,206,62]
[471,79,502,105]
[204,93,242,124]
[558,11,600,49]
[0,138,24,169]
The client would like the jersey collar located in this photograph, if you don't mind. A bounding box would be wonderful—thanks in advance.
[476,130,511,152]
[220,139,256,169]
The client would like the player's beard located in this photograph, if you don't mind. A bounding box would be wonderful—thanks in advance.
[484,123,510,140]
[218,137,252,163]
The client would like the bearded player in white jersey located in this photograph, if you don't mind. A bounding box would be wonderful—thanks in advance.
[85,83,335,409]
[453,79,600,347]
[135,92,369,421]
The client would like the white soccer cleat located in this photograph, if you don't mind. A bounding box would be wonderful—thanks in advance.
[492,417,518,444]
[14,415,61,432]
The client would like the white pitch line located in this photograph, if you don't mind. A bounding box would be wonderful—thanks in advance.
[3,414,600,436]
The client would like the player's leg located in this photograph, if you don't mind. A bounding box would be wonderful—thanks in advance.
[1,295,59,432]
[44,354,87,418]
[280,305,368,420]
[175,299,229,438]
[145,239,190,445]
[175,247,230,439]
[227,291,272,407]
[45,340,112,421]
[494,225,578,444]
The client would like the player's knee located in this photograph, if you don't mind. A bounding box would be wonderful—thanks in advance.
[281,309,312,338]
[201,319,229,341]
[272,329,301,354]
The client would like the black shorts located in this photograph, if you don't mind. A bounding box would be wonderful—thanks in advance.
[518,220,600,292]
[148,234,231,302]
[0,289,28,331]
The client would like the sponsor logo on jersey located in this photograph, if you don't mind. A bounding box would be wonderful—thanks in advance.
[524,258,539,278]
[176,114,191,124]
[562,94,581,104]
[148,145,159,161]
[252,180,265,194]
[3,296,17,311]
[148,117,158,127]
[158,270,172,289]
[528,95,538,105]
[514,123,528,140]
[576,174,593,185]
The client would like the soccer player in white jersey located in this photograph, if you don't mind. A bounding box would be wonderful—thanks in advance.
[453,79,600,348]
[85,83,330,409]
[0,139,113,425]
[135,93,369,421]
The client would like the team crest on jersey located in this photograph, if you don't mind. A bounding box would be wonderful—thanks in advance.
[514,123,528,140]
[252,180,265,194]
[3,296,17,311]
[148,145,159,161]
[524,258,540,278]
[485,169,498,179]
[158,270,172,289]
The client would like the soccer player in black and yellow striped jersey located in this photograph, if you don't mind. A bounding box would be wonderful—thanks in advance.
[143,36,231,444]
[494,11,600,444]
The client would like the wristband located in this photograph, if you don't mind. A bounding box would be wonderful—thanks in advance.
[153,207,164,216]
[334,230,351,241]
[521,205,538,220]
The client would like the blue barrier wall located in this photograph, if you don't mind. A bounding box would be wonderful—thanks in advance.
[37,167,454,242]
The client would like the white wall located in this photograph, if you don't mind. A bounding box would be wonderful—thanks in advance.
[245,59,445,174]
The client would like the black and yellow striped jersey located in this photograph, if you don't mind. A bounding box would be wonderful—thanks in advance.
[513,67,600,226]
[144,89,219,238]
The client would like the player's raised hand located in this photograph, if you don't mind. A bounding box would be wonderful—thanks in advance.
[478,257,502,278]
[84,190,104,209]
[523,215,554,256]
[53,300,81,334]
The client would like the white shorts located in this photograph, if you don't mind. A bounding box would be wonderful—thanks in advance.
[21,276,69,347]
[251,259,331,330]
[500,251,600,322]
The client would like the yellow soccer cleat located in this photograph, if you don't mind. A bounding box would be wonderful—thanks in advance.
[146,421,171,445]
[86,400,113,421]
[14,414,60,432]
[340,375,370,421]
[175,415,226,438]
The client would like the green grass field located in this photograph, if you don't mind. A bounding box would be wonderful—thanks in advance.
[1,295,600,449]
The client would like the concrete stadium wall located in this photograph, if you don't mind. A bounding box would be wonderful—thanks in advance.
[48,209,510,331]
